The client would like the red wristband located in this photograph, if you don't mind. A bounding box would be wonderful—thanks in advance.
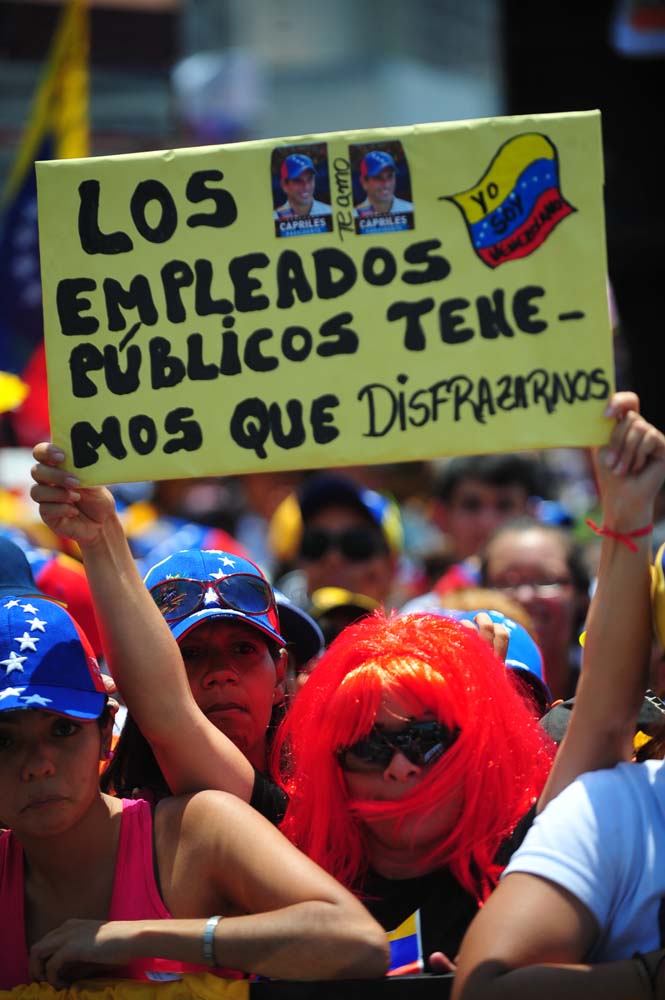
[586,518,653,553]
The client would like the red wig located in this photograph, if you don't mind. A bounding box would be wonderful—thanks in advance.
[273,610,554,902]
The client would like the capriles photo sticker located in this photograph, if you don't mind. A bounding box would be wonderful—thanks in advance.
[272,143,333,238]
[351,141,415,235]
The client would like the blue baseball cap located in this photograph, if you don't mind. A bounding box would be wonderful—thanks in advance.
[143,549,285,646]
[437,607,552,711]
[281,153,316,180]
[361,150,396,178]
[0,596,106,719]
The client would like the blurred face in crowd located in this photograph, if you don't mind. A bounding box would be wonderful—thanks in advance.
[483,527,577,669]
[178,619,285,771]
[299,504,395,603]
[361,168,396,212]
[437,480,531,561]
[281,169,316,215]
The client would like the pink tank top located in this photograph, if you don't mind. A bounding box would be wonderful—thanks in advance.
[0,798,240,987]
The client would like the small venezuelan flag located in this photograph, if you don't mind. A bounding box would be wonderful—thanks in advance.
[386,909,424,975]
[445,132,575,269]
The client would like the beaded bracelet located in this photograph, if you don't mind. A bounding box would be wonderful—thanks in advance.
[586,519,653,553]
[202,914,222,966]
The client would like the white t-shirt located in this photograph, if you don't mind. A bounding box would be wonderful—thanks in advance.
[503,759,665,960]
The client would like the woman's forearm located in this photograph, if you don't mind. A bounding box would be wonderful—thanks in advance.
[34,907,389,984]
[201,902,388,980]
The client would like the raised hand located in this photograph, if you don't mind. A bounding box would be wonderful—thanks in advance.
[30,443,117,548]
[593,392,665,531]
[458,611,510,663]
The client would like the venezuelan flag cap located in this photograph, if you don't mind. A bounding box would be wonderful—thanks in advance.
[0,595,106,719]
[144,548,285,646]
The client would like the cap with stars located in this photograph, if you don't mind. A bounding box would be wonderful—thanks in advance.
[0,596,106,719]
[143,549,285,646]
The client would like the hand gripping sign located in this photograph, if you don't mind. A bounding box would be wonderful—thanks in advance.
[36,111,613,485]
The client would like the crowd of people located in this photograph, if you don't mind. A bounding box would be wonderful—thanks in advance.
[2,391,665,995]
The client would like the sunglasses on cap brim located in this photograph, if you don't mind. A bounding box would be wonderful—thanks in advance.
[149,573,275,624]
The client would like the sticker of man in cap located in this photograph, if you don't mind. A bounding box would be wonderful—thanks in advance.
[353,147,414,234]
[273,149,333,238]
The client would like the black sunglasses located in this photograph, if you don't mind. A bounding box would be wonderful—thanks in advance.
[149,574,275,624]
[337,720,460,771]
[300,526,388,563]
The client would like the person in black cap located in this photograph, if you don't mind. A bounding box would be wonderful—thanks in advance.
[270,472,403,608]
[274,588,324,699]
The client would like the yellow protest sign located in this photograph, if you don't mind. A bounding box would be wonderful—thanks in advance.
[36,110,613,485]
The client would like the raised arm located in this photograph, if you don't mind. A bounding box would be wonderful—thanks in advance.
[539,391,665,808]
[29,790,390,984]
[30,444,257,801]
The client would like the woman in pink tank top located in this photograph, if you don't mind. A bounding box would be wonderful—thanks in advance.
[0,591,387,989]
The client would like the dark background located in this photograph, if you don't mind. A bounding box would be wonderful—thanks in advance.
[501,0,665,430]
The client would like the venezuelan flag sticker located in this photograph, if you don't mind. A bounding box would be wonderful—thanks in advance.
[444,132,575,269]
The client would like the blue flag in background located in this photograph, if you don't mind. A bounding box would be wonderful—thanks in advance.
[0,0,89,436]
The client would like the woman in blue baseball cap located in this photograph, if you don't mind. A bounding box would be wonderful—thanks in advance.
[31,449,325,827]
[101,546,291,821]
[0,594,388,987]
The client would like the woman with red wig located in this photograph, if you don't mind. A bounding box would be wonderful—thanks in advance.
[272,608,554,970]
[29,391,660,981]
